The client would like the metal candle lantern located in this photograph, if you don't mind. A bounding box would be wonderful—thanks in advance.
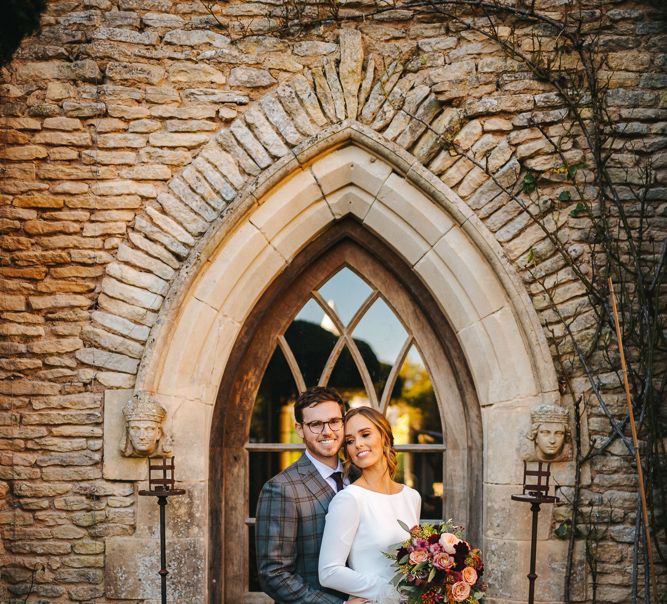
[138,456,185,604]
[511,461,559,604]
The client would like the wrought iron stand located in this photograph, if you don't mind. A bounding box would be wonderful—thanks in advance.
[138,457,185,604]
[511,462,559,604]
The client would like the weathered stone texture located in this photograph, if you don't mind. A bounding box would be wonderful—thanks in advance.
[0,0,664,602]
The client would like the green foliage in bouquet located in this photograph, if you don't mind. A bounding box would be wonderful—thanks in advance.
[384,520,486,604]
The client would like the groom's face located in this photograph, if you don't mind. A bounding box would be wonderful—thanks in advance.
[295,401,345,465]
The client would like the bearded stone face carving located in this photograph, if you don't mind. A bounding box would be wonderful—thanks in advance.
[120,392,172,458]
[523,404,571,462]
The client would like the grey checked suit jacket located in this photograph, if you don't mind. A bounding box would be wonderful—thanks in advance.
[255,454,348,604]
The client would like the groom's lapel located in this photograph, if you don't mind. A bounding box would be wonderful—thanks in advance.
[296,454,335,513]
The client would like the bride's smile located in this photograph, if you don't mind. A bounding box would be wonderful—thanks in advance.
[345,413,384,470]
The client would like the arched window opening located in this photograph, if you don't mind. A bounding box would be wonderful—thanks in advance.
[211,226,480,603]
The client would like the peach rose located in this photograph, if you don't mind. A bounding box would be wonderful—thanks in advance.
[462,566,478,585]
[439,532,461,555]
[409,548,429,564]
[451,580,471,602]
[433,552,454,570]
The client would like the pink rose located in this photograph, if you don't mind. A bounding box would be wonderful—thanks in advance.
[409,548,429,564]
[452,581,471,602]
[433,552,454,570]
[429,542,443,554]
[462,566,478,585]
[439,532,461,555]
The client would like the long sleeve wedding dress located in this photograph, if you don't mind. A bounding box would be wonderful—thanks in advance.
[318,484,421,603]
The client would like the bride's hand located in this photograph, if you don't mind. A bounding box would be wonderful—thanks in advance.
[347,598,368,603]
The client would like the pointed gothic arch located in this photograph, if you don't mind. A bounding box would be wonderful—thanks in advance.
[106,128,561,601]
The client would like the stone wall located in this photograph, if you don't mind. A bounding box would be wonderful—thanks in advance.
[0,0,665,602]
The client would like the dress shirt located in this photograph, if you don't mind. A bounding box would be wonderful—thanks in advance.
[305,450,350,493]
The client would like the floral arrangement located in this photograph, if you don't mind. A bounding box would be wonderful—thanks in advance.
[384,520,486,604]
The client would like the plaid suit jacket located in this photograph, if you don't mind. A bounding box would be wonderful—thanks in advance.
[255,454,347,604]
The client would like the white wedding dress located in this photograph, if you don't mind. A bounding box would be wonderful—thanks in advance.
[319,484,421,603]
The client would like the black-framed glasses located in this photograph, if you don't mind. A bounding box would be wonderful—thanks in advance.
[302,417,343,434]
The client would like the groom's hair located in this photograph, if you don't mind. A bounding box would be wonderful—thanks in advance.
[294,386,346,423]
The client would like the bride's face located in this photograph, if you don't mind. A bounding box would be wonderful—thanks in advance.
[344,414,386,471]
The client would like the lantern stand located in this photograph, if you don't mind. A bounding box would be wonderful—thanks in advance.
[511,461,559,604]
[138,456,185,604]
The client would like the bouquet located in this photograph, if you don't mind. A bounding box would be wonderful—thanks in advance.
[384,520,486,604]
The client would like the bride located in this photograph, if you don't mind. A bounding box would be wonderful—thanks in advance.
[318,407,421,603]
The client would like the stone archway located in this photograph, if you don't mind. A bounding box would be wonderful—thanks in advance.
[97,27,565,603]
[103,127,561,601]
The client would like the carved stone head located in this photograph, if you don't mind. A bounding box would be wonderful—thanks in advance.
[525,404,571,462]
[120,392,171,457]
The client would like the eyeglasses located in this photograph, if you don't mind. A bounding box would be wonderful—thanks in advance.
[302,417,344,433]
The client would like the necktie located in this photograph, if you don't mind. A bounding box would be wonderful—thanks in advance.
[330,471,344,493]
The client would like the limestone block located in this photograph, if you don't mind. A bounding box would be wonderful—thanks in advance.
[157,192,209,236]
[106,62,165,85]
[253,169,322,236]
[309,145,392,197]
[215,131,261,177]
[81,326,144,359]
[167,178,217,222]
[339,29,364,119]
[169,63,225,84]
[363,201,431,266]
[229,120,272,169]
[76,348,139,374]
[482,402,535,484]
[276,84,319,137]
[180,166,225,210]
[97,133,147,149]
[106,262,169,296]
[326,185,375,220]
[145,207,196,247]
[192,159,236,203]
[384,85,431,142]
[105,536,205,601]
[193,222,285,323]
[148,132,209,148]
[433,227,507,319]
[187,89,245,105]
[27,338,82,354]
[163,29,229,48]
[242,107,290,158]
[271,201,334,261]
[259,95,302,146]
[453,120,483,151]
[96,372,136,389]
[292,73,329,127]
[484,484,553,541]
[150,104,217,119]
[142,12,185,28]
[310,66,340,122]
[294,41,337,56]
[0,295,26,311]
[377,173,454,246]
[135,481,205,539]
[155,297,218,399]
[199,144,246,189]
[134,215,191,258]
[116,244,174,282]
[228,67,276,88]
[483,537,585,602]
[29,294,91,310]
[163,397,211,480]
[414,249,480,334]
[101,277,163,311]
[128,230,179,269]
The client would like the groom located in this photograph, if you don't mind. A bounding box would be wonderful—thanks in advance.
[255,386,364,604]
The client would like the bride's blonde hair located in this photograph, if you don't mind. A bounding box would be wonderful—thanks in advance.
[342,406,398,479]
